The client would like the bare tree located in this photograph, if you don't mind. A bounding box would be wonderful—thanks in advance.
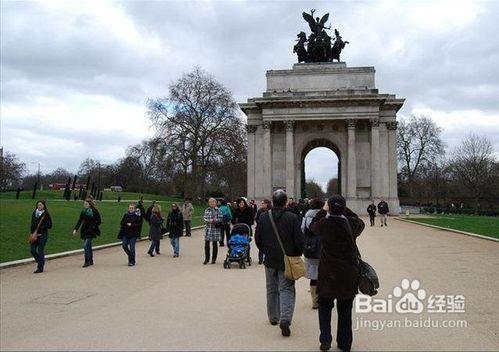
[305,180,325,198]
[0,150,25,190]
[397,114,445,197]
[147,67,245,198]
[326,177,339,196]
[449,133,497,211]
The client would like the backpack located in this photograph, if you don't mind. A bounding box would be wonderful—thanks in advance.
[303,219,320,259]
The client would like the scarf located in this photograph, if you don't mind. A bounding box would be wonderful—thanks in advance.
[84,208,93,217]
[35,209,45,218]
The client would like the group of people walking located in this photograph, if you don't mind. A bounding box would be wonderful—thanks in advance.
[28,198,197,271]
[253,190,366,352]
[367,199,390,227]
[29,191,373,351]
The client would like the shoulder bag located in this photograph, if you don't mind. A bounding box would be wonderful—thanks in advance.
[28,214,46,245]
[344,216,380,296]
[268,210,305,280]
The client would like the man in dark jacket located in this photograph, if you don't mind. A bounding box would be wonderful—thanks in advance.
[367,200,376,227]
[311,196,362,352]
[255,190,304,337]
[377,199,389,227]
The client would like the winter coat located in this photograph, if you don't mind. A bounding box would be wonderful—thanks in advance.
[182,202,194,221]
[219,204,233,223]
[255,206,305,272]
[377,201,389,215]
[30,211,53,236]
[166,210,184,238]
[148,213,164,241]
[232,200,255,227]
[367,204,377,216]
[118,212,142,239]
[203,207,223,242]
[311,209,362,299]
[74,208,101,239]
[255,208,267,223]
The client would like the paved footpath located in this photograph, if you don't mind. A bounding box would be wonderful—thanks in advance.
[1,218,498,351]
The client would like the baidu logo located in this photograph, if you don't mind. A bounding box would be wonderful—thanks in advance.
[355,278,465,314]
[393,279,426,314]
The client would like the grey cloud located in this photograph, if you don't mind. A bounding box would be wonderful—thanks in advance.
[1,0,498,176]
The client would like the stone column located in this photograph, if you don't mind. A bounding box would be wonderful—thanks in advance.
[346,119,357,199]
[370,118,381,199]
[387,121,398,199]
[285,120,295,198]
[263,121,272,197]
[379,122,390,197]
[246,125,257,199]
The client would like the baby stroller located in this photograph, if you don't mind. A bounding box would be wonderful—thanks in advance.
[223,223,252,269]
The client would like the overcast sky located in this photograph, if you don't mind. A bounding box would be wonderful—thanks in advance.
[1,0,498,190]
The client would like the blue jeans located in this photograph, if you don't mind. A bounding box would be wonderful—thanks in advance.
[265,266,296,324]
[83,238,93,262]
[122,237,137,264]
[148,239,160,254]
[170,237,180,256]
[30,234,48,270]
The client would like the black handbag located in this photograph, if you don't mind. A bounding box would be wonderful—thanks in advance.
[358,259,380,296]
[345,216,380,296]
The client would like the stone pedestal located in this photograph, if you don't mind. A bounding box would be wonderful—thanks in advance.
[240,62,404,215]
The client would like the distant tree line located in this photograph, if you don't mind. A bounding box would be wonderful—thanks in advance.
[397,115,499,213]
[1,71,497,210]
[1,68,247,200]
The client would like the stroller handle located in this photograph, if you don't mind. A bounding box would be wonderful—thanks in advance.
[232,223,251,233]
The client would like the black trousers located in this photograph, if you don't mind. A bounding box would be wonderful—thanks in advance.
[220,224,231,245]
[205,240,218,262]
[184,220,192,236]
[318,296,354,351]
[368,214,375,226]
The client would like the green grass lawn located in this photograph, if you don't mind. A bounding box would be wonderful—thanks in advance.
[0,198,205,263]
[408,214,499,239]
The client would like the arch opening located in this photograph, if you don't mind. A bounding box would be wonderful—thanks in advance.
[301,139,341,199]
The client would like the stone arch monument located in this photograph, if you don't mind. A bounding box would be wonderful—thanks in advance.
[239,62,404,214]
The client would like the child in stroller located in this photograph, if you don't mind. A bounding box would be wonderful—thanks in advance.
[223,223,252,269]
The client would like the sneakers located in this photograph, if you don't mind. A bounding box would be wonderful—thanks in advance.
[269,321,278,326]
[128,262,135,266]
[279,321,291,337]
[203,260,209,265]
[82,261,91,268]
[33,268,43,274]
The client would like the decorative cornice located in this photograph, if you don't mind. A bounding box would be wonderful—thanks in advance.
[246,125,258,134]
[285,120,296,132]
[345,119,356,129]
[263,121,272,130]
[369,118,380,128]
[386,121,398,130]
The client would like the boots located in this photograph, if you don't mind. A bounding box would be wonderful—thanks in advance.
[311,285,319,309]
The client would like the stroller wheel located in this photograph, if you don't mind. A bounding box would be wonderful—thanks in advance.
[223,261,228,269]
[242,261,246,269]
[247,256,252,266]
